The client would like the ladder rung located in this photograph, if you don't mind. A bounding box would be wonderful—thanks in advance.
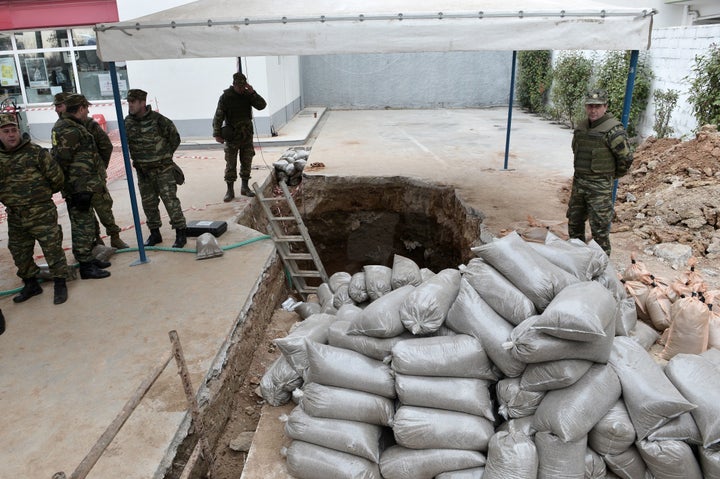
[291,270,323,278]
[270,216,296,221]
[283,253,314,260]
[260,197,286,202]
[276,235,305,242]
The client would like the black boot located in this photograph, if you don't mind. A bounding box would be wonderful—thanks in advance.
[13,278,43,303]
[53,278,68,305]
[144,228,162,246]
[79,262,111,280]
[223,181,235,202]
[172,228,187,248]
[91,258,112,268]
[0,309,5,336]
[240,178,255,197]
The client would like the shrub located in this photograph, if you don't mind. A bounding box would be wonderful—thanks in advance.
[516,51,552,114]
[652,89,678,139]
[550,52,593,128]
[687,43,720,130]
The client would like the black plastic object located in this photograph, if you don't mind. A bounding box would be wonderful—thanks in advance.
[186,220,228,238]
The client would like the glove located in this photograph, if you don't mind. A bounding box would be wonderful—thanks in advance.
[70,192,94,212]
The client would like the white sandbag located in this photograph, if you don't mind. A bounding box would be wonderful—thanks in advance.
[496,416,537,437]
[259,355,303,406]
[435,467,486,479]
[603,446,650,479]
[364,265,393,301]
[608,336,696,440]
[305,341,396,398]
[333,283,355,309]
[399,268,461,335]
[665,353,720,447]
[284,440,382,479]
[461,258,537,326]
[471,230,579,312]
[636,439,703,479]
[392,405,495,451]
[709,308,720,349]
[336,303,364,322]
[535,431,586,479]
[531,281,617,342]
[297,383,394,426]
[328,319,412,361]
[645,283,673,331]
[527,231,608,281]
[533,364,621,442]
[483,430,538,479]
[283,406,384,463]
[349,272,369,303]
[317,282,334,310]
[294,301,322,319]
[390,334,496,380]
[647,411,702,445]
[446,279,526,377]
[703,347,720,367]
[520,359,593,392]
[391,254,423,289]
[588,399,636,456]
[274,313,336,375]
[328,271,352,292]
[496,378,545,420]
[394,374,494,421]
[589,242,626,301]
[348,285,415,338]
[661,295,710,360]
[585,448,607,479]
[628,320,661,350]
[380,446,486,479]
[420,267,436,281]
[615,297,638,336]
[700,445,720,479]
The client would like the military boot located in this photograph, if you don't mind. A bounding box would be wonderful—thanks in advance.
[223,181,235,202]
[172,228,188,248]
[95,236,105,246]
[79,262,111,280]
[13,278,43,303]
[110,233,130,249]
[144,228,162,246]
[91,258,112,268]
[53,278,68,305]
[240,179,255,197]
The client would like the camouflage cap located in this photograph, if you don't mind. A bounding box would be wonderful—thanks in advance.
[585,89,608,105]
[126,89,147,101]
[232,72,247,85]
[53,92,70,106]
[0,114,18,128]
[64,94,91,108]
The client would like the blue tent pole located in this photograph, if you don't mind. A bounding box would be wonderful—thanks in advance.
[612,50,639,204]
[503,50,517,170]
[108,62,149,265]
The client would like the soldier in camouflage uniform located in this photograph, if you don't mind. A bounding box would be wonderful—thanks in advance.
[124,89,187,248]
[0,114,69,304]
[51,94,111,280]
[212,72,267,201]
[567,89,633,256]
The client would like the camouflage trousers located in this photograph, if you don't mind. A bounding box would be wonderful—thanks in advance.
[67,196,100,263]
[7,199,69,279]
[566,174,614,255]
[136,163,186,230]
[92,185,122,237]
[224,142,255,182]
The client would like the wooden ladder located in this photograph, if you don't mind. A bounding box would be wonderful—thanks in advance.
[252,180,329,299]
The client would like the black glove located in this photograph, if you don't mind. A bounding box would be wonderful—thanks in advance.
[70,192,94,212]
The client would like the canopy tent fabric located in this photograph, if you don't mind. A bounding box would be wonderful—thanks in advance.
[95,0,654,61]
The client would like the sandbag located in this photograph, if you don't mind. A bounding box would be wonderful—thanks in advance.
[496,416,537,437]
[392,405,495,451]
[590,243,627,302]
[364,265,393,301]
[348,285,415,338]
[317,282,334,311]
[483,430,538,479]
[259,355,303,406]
[284,440,382,479]
[588,399,636,456]
[603,446,649,479]
[349,271,369,304]
[399,268,461,335]
[435,467,486,479]
[647,411,702,445]
[274,313,336,375]
[621,254,653,283]
[496,377,545,420]
[294,301,322,319]
[520,359,593,392]
[700,445,720,479]
[584,448,607,479]
[394,374,494,421]
[703,346,720,367]
[624,280,651,322]
[297,382,394,426]
[328,319,412,361]
[534,431,586,479]
[380,445,486,479]
[528,231,608,281]
[391,254,423,289]
[645,282,673,331]
[628,320,661,350]
[708,308,720,349]
[333,283,355,309]
[636,438,703,479]
[328,271,352,292]
[661,295,710,360]
[615,297,638,337]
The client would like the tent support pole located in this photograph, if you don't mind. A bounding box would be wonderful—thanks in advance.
[503,50,517,170]
[109,62,149,265]
[612,49,639,205]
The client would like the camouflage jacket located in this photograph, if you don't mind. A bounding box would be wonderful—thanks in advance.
[85,118,113,169]
[125,106,180,167]
[51,114,104,195]
[212,87,267,144]
[0,137,64,207]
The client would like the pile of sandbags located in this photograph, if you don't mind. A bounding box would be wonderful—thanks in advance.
[260,231,720,478]
[273,148,309,186]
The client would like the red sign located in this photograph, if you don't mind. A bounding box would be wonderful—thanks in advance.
[0,0,119,30]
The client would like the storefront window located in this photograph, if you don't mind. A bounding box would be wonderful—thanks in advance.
[77,50,128,101]
[0,55,22,105]
[14,30,69,50]
[71,28,97,46]
[0,33,12,51]
[19,52,75,104]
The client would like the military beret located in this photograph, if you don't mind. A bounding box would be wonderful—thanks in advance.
[126,89,147,101]
[585,89,608,105]
[53,92,70,106]
[0,114,18,128]
[232,72,247,84]
[64,94,91,108]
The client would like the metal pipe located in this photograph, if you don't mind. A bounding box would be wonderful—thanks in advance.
[504,50,517,171]
[612,49,639,205]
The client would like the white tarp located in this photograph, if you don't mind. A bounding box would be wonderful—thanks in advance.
[95,0,654,61]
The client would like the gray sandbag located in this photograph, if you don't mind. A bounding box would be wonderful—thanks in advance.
[336,303,364,322]
[520,359,593,392]
[700,445,720,479]
[328,319,412,361]
[665,353,720,447]
[282,406,384,463]
[588,399,636,456]
[603,445,650,479]
[296,382,394,426]
[528,231,608,281]
[420,267,436,281]
[317,282,334,311]
[483,430,538,479]
[195,232,223,259]
[348,284,415,338]
[349,271,369,303]
[394,374,494,421]
[608,336,696,440]
[461,258,537,326]
[636,438,703,479]
[391,254,423,289]
[471,230,579,312]
[447,279,526,377]
[535,431,586,479]
[399,268,461,335]
[533,364,621,442]
[435,467,486,479]
[615,297,638,337]
[305,341,396,398]
[283,440,382,479]
[585,448,607,479]
[703,347,720,367]
[628,320,661,350]
[380,445,486,479]
[364,265,393,301]
[390,334,496,380]
[589,241,626,301]
[294,301,322,319]
[647,411,702,445]
[274,313,336,375]
[392,405,495,451]
[531,281,617,342]
[496,378,545,420]
[259,355,303,406]
[332,283,354,309]
[328,271,352,292]
[496,416,537,437]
